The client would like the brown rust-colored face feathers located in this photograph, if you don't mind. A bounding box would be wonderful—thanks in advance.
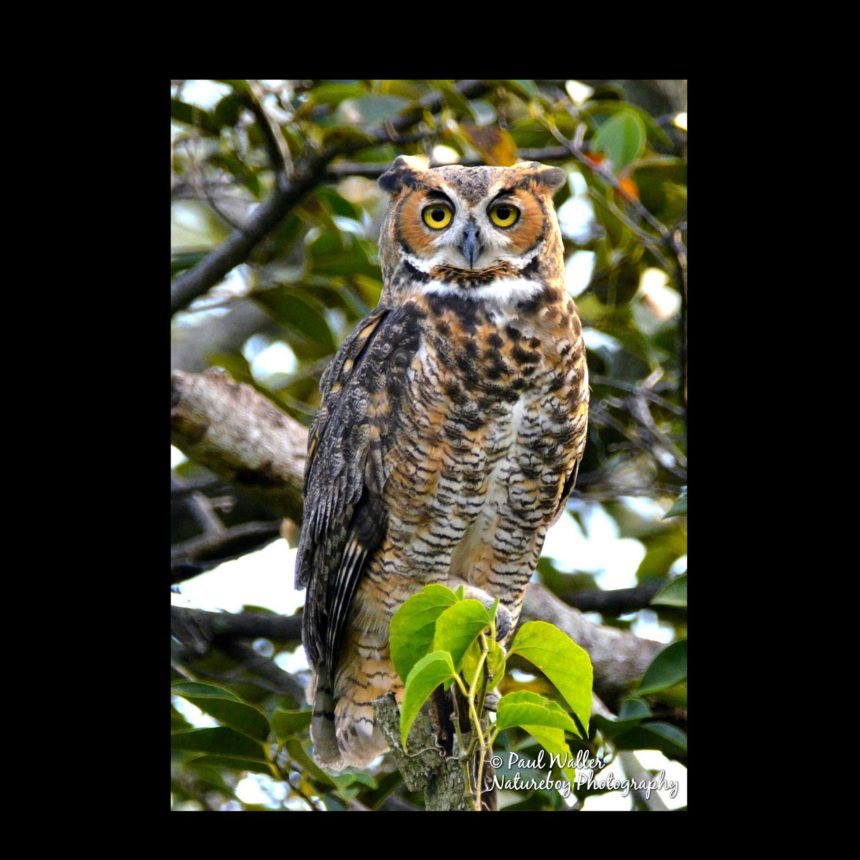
[297,157,588,772]
[376,158,568,298]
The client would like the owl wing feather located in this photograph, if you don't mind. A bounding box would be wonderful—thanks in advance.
[296,302,423,687]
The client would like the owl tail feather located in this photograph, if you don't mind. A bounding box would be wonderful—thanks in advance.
[310,681,345,771]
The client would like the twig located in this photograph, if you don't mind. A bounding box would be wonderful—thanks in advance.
[555,581,666,615]
[170,519,282,582]
[324,146,573,181]
[542,118,680,273]
[170,605,303,642]
[171,473,224,535]
[172,630,307,703]
[589,375,685,417]
[241,82,293,179]
[618,752,670,812]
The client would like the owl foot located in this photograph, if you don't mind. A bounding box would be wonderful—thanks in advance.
[448,583,512,642]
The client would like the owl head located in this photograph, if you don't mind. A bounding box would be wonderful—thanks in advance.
[377,156,567,303]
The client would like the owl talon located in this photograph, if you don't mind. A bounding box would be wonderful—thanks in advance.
[483,691,500,712]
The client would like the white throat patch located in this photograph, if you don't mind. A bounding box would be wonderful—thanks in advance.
[422,277,544,305]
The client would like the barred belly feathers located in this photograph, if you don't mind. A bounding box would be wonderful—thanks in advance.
[295,156,589,771]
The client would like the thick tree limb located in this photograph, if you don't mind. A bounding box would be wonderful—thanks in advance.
[171,368,307,521]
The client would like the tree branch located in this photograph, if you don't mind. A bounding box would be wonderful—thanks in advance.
[170,161,327,316]
[324,146,573,181]
[557,581,665,615]
[171,608,306,703]
[171,369,665,708]
[171,368,307,522]
[171,605,302,642]
[171,80,490,316]
[170,519,283,583]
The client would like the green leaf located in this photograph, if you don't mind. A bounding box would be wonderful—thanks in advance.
[307,233,378,279]
[520,725,576,786]
[389,584,459,682]
[664,487,687,517]
[331,770,378,791]
[314,186,360,220]
[496,690,578,733]
[284,738,338,787]
[171,727,267,761]
[213,93,245,129]
[432,599,493,672]
[213,79,252,96]
[652,574,687,607]
[174,694,270,742]
[591,697,653,740]
[186,754,273,776]
[502,79,540,102]
[170,99,219,135]
[583,100,672,150]
[170,703,192,732]
[271,708,312,741]
[253,287,336,359]
[171,681,242,702]
[438,84,477,120]
[400,651,456,751]
[305,83,368,108]
[613,721,687,759]
[508,621,593,736]
[638,640,687,694]
[592,109,646,172]
[619,697,652,720]
[334,95,411,126]
[459,638,483,689]
[486,639,506,691]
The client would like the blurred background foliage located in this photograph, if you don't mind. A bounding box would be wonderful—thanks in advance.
[170,79,687,812]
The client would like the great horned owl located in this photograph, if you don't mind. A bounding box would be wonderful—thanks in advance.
[295,156,589,771]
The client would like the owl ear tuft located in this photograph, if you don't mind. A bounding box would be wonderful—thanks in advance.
[516,161,567,195]
[537,166,567,193]
[378,155,429,193]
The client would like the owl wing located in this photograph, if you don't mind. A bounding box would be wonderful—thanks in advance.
[295,302,423,685]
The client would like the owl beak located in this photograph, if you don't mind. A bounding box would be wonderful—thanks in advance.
[460,224,483,270]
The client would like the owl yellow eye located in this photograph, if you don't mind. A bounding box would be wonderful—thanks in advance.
[422,203,453,230]
[489,203,520,228]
